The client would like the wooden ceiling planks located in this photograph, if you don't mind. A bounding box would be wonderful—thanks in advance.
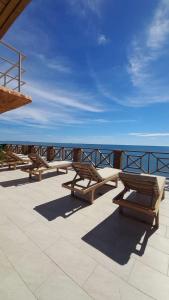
[0,0,31,38]
[0,86,32,113]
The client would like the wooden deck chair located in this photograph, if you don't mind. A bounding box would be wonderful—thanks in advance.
[62,162,122,204]
[1,151,30,169]
[113,172,166,228]
[21,153,72,181]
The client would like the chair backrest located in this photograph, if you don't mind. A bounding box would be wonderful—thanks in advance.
[6,151,25,162]
[72,162,102,182]
[28,153,49,168]
[119,173,160,197]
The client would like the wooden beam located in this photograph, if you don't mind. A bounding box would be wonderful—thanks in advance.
[0,0,31,38]
[0,85,31,113]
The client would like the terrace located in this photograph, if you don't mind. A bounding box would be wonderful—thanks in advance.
[0,144,169,299]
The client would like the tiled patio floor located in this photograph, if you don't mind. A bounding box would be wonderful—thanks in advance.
[0,167,169,299]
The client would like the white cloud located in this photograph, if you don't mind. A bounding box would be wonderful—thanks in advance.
[0,78,106,129]
[46,62,71,73]
[84,118,136,124]
[147,0,169,49]
[0,105,87,129]
[128,0,169,87]
[97,34,109,45]
[26,84,103,113]
[69,0,103,17]
[129,132,169,137]
[33,53,72,74]
[93,0,169,108]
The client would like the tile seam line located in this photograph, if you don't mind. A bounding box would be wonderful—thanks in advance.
[78,231,169,276]
[2,215,64,292]
[42,247,95,300]
[5,226,93,300]
[0,246,38,299]
[132,247,169,276]
[4,212,163,300]
[0,173,167,299]
[48,235,156,300]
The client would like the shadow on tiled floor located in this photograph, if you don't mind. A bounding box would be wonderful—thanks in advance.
[82,209,156,265]
[0,171,67,187]
[34,195,89,221]
[34,184,117,221]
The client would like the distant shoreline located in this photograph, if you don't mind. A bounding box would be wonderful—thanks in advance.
[1,141,169,152]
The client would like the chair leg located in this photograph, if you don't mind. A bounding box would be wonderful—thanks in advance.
[90,189,95,204]
[119,206,123,214]
[154,212,159,229]
[38,172,42,181]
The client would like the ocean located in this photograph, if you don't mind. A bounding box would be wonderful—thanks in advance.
[1,141,169,153]
[1,141,169,176]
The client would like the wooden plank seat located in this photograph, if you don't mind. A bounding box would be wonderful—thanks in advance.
[0,151,30,169]
[62,162,122,204]
[21,153,72,181]
[113,172,166,228]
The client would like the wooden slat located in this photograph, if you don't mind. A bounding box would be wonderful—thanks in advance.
[72,163,102,182]
[1,0,10,5]
[113,199,157,216]
[0,0,20,24]
[0,2,5,13]
[0,86,32,113]
[0,0,31,39]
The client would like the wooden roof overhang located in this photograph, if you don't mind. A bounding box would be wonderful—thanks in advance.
[0,86,31,113]
[0,0,31,38]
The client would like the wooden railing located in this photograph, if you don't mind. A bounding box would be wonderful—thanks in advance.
[2,143,169,177]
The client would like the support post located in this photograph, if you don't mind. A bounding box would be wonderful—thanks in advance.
[47,146,55,161]
[73,148,82,162]
[113,150,123,169]
[28,145,35,154]
[22,145,28,155]
[4,144,10,152]
[18,53,21,92]
[61,147,65,160]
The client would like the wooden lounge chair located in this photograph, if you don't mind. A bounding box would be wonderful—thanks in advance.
[113,172,166,228]
[21,153,72,181]
[62,162,122,204]
[0,151,30,169]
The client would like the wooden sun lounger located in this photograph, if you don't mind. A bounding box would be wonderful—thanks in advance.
[0,151,30,169]
[113,172,166,228]
[21,153,72,181]
[62,162,122,204]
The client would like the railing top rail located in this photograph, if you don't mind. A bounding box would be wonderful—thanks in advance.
[0,40,26,92]
[0,40,26,58]
[1,143,169,155]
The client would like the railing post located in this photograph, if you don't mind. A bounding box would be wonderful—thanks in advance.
[61,147,65,160]
[4,144,9,152]
[15,145,19,153]
[4,74,6,87]
[47,146,55,161]
[113,150,123,169]
[18,52,21,92]
[73,148,82,162]
[28,145,35,154]
[22,145,28,155]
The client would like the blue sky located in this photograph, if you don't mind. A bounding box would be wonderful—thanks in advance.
[1,0,169,146]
